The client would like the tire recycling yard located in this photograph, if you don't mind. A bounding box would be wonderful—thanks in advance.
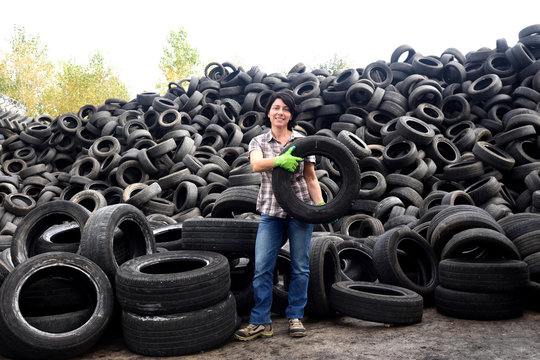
[1,23,540,360]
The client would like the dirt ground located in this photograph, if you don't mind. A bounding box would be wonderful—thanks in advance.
[43,307,540,360]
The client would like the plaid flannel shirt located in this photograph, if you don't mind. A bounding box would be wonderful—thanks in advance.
[248,129,316,218]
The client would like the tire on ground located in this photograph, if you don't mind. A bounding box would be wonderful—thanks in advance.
[0,252,113,359]
[329,281,423,324]
[115,250,230,315]
[122,292,237,357]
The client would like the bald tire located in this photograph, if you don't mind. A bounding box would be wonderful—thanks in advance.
[122,293,237,357]
[115,251,230,315]
[329,281,423,324]
[435,285,524,320]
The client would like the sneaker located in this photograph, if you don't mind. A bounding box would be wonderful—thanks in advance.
[288,318,306,337]
[234,323,273,341]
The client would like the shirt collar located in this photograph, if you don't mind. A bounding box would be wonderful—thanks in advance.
[264,129,301,144]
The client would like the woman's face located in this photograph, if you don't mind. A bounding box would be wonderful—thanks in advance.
[268,98,292,129]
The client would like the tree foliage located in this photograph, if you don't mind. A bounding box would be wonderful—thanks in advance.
[0,25,55,115]
[0,26,129,117]
[157,27,201,93]
[314,53,350,74]
[41,52,129,116]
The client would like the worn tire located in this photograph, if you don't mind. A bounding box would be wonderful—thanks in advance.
[122,292,237,357]
[307,236,341,317]
[79,204,155,282]
[273,136,361,223]
[11,201,91,266]
[329,281,423,324]
[0,252,113,360]
[435,285,523,320]
[438,258,529,292]
[116,250,230,315]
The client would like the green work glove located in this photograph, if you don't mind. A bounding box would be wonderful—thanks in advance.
[316,201,338,224]
[274,146,303,172]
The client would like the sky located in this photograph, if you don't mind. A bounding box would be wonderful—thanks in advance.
[2,0,540,99]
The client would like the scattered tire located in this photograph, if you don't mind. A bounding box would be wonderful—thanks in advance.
[0,252,113,359]
[329,281,423,325]
[79,204,156,282]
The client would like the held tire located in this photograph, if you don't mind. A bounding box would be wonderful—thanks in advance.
[273,136,361,223]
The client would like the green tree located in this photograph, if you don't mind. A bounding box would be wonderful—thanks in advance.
[0,25,55,115]
[42,52,129,116]
[314,53,350,75]
[157,27,201,93]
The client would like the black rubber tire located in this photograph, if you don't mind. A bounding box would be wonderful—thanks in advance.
[307,236,341,317]
[336,130,371,159]
[116,250,230,315]
[272,136,361,224]
[357,171,387,200]
[512,230,540,258]
[0,252,113,359]
[11,200,91,266]
[440,228,520,261]
[181,218,259,256]
[435,285,523,320]
[336,240,377,282]
[152,223,184,250]
[438,258,529,292]
[472,141,515,171]
[2,193,36,216]
[427,205,503,257]
[373,227,438,299]
[395,116,435,145]
[24,308,94,334]
[79,204,156,283]
[122,292,237,357]
[33,222,81,254]
[339,214,385,238]
[329,281,423,325]
[211,186,259,218]
[271,249,292,316]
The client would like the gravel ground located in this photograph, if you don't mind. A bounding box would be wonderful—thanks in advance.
[38,307,540,360]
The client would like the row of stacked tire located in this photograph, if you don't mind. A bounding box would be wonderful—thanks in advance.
[0,23,540,358]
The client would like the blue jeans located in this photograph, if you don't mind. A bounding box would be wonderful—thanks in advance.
[250,213,314,324]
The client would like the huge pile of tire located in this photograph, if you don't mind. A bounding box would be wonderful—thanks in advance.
[0,23,540,358]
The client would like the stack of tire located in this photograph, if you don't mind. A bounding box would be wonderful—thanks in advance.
[0,201,157,359]
[498,212,540,311]
[179,217,259,314]
[430,205,530,320]
[115,250,238,357]
[328,226,428,326]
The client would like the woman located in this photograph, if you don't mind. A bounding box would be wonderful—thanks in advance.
[234,91,324,341]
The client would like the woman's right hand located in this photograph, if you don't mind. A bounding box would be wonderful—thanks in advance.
[274,146,303,172]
